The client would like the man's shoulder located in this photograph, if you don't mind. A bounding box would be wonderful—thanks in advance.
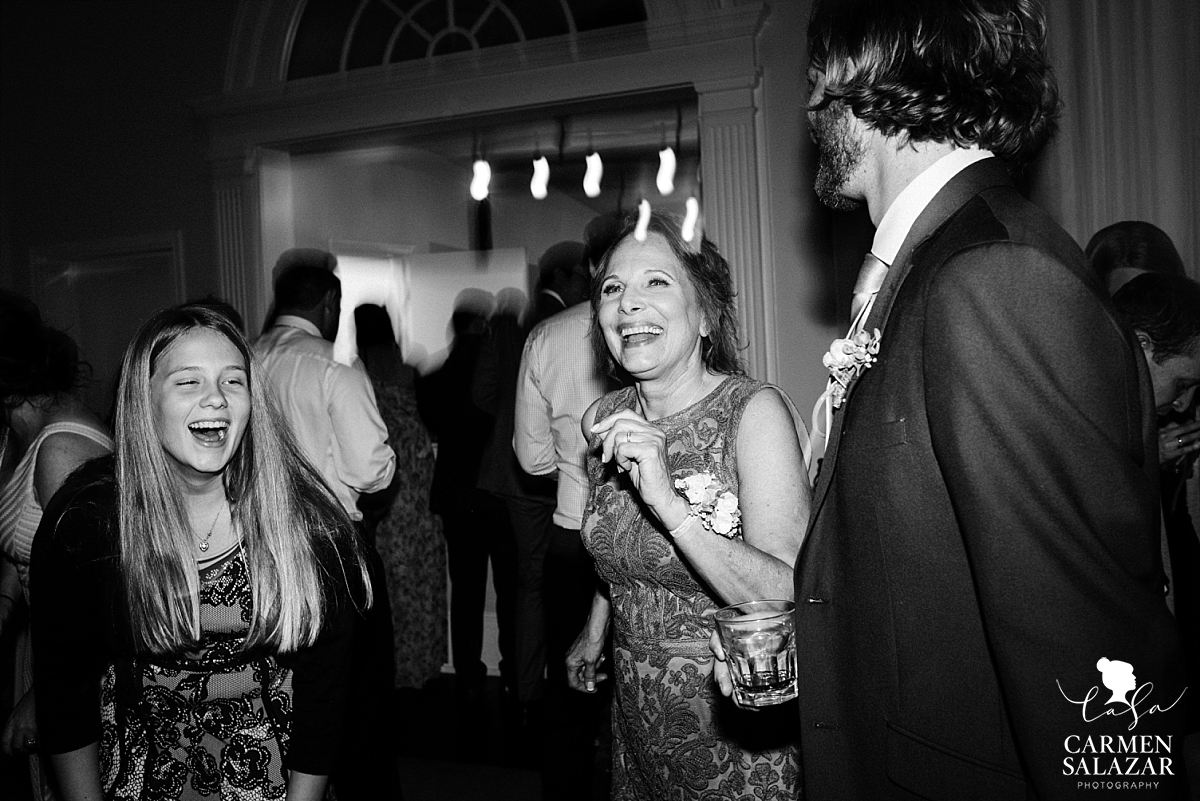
[529,301,591,338]
[255,325,337,363]
[527,302,591,350]
[924,178,1084,279]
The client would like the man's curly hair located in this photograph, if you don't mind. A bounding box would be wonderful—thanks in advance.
[807,0,1060,168]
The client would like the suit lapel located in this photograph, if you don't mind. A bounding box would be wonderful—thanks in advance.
[806,159,1015,523]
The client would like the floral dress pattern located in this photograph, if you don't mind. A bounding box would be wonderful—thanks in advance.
[100,547,293,801]
[368,373,448,688]
[583,375,801,801]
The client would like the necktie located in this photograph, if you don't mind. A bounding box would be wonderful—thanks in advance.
[850,252,890,329]
[810,251,891,465]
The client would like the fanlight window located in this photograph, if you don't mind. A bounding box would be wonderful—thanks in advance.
[288,0,648,79]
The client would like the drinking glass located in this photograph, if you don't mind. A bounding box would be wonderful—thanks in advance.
[714,599,798,707]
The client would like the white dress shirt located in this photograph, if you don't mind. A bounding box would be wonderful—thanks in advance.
[254,315,395,520]
[872,147,994,262]
[514,303,609,529]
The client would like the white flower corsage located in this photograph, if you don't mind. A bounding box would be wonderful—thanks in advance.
[672,471,741,538]
[822,328,882,408]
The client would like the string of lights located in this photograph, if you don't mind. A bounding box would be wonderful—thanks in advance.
[469,143,701,242]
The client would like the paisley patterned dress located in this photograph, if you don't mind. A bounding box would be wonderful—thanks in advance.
[366,370,447,688]
[100,547,294,801]
[582,375,800,801]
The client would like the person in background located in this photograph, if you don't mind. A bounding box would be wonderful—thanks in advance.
[741,1,1186,797]
[254,252,396,518]
[571,211,810,799]
[0,292,113,801]
[476,244,585,733]
[420,291,518,707]
[31,303,372,801]
[1112,271,1200,790]
[1085,221,1199,465]
[254,253,400,801]
[355,303,447,692]
[471,284,554,729]
[1089,225,1199,793]
[1085,219,1187,295]
[513,232,615,798]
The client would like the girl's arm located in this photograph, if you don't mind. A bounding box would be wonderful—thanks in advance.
[286,770,329,801]
[48,742,103,801]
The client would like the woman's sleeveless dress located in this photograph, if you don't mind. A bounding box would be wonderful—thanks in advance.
[0,421,112,801]
[366,370,447,689]
[582,375,800,801]
[0,421,114,598]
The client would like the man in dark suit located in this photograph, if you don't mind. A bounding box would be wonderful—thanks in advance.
[768,1,1188,798]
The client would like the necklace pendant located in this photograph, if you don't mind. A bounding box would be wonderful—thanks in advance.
[199,540,209,552]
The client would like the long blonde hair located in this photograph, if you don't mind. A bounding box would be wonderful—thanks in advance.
[114,303,371,654]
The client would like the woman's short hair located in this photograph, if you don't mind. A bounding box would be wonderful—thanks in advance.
[1085,221,1186,283]
[807,0,1060,168]
[0,290,86,405]
[590,212,744,378]
[1113,273,1200,364]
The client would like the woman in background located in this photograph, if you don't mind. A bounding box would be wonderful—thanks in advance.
[32,303,371,801]
[0,291,113,800]
[568,213,810,799]
[355,303,447,690]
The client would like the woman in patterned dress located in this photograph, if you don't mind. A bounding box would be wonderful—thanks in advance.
[354,303,447,689]
[31,303,373,801]
[568,212,812,800]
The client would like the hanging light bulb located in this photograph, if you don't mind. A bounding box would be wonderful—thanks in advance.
[656,147,676,196]
[682,197,700,243]
[633,199,652,242]
[583,152,603,198]
[530,156,549,199]
[470,159,491,201]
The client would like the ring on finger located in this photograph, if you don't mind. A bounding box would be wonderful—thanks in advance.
[1180,437,1186,447]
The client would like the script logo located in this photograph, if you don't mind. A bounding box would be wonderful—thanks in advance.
[1057,658,1187,787]
[1057,658,1186,732]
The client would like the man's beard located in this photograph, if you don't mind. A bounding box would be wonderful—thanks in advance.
[810,100,865,212]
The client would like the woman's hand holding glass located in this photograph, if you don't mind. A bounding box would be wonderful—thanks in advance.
[708,629,741,705]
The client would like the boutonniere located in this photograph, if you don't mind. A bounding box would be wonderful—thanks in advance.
[673,471,741,538]
[822,328,882,409]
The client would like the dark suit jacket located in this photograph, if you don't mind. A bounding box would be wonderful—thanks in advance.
[419,330,492,514]
[795,158,1188,800]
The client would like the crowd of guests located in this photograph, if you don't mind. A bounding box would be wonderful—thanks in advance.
[1,0,1199,800]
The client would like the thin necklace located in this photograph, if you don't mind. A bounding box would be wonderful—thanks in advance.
[197,504,225,553]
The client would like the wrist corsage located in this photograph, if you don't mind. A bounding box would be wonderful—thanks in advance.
[822,328,882,408]
[672,472,741,538]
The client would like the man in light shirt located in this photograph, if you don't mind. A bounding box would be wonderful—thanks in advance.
[513,225,615,801]
[712,1,1186,799]
[253,249,399,801]
[254,253,395,518]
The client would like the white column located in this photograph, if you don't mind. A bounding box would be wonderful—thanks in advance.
[212,153,262,332]
[697,78,773,382]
